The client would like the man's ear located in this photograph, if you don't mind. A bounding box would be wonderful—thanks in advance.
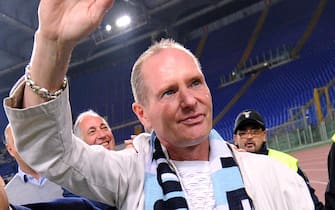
[263,130,267,142]
[5,144,15,157]
[233,134,238,146]
[132,102,152,130]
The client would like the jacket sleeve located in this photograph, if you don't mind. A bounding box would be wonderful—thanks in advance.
[3,79,144,208]
[297,167,324,210]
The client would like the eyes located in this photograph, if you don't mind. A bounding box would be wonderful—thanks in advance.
[87,124,109,136]
[237,129,263,139]
[87,129,95,136]
[161,79,202,98]
[191,79,201,87]
[163,89,176,97]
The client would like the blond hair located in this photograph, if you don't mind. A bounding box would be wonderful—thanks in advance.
[130,39,202,105]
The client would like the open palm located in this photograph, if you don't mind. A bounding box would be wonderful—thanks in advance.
[38,0,114,47]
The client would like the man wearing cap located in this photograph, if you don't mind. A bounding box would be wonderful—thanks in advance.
[233,109,324,210]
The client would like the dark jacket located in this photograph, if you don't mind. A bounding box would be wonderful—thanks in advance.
[62,188,116,210]
[325,142,335,210]
[10,197,100,210]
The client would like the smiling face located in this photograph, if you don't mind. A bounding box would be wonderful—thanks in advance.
[78,115,115,150]
[132,47,213,155]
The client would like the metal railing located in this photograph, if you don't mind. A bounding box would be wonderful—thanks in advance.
[267,111,335,152]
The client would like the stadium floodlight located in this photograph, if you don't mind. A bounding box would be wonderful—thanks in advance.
[105,24,112,32]
[115,15,131,28]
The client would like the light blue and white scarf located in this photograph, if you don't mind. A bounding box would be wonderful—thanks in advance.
[144,129,254,210]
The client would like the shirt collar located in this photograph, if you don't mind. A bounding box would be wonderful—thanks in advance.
[17,167,46,186]
[150,129,229,161]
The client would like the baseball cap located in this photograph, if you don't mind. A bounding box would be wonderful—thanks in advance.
[234,110,265,134]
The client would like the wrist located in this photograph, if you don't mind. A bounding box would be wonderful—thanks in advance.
[22,31,72,107]
[25,64,67,100]
[29,31,72,91]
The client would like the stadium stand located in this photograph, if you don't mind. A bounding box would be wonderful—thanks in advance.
[1,0,335,179]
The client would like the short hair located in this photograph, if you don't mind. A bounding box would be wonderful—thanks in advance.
[130,38,202,105]
[73,110,109,138]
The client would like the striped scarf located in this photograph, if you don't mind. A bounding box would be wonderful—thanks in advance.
[144,129,254,210]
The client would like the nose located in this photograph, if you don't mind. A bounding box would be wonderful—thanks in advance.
[96,129,108,139]
[179,88,197,109]
[246,132,253,138]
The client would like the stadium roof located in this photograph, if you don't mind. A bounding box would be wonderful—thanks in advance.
[0,0,264,97]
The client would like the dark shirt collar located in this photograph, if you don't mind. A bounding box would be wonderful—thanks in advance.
[256,142,269,155]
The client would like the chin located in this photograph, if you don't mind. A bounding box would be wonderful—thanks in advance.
[248,149,257,153]
[186,125,210,137]
[183,134,208,146]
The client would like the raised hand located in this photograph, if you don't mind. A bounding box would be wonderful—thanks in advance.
[24,0,114,107]
[124,135,136,149]
[38,0,114,48]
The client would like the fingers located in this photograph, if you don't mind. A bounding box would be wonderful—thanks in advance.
[124,139,133,145]
[124,134,137,149]
[89,0,114,26]
[124,139,134,149]
[0,176,9,210]
[37,0,115,44]
[95,0,115,14]
[0,176,5,187]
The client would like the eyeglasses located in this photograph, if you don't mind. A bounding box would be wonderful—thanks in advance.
[237,129,264,139]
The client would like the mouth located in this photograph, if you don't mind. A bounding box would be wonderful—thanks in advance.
[100,141,110,148]
[245,142,255,149]
[179,114,205,125]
